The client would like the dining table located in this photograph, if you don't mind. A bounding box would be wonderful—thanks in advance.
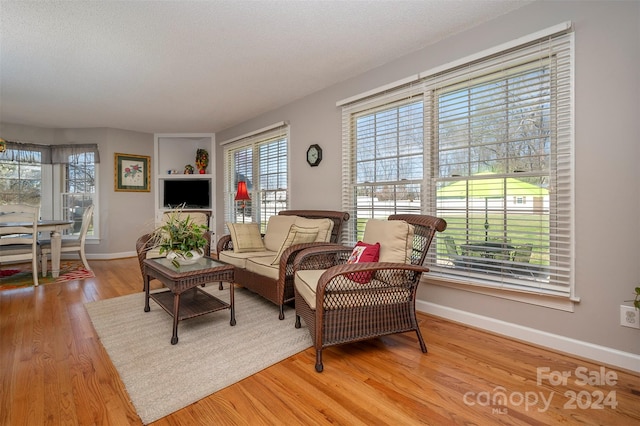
[0,219,73,278]
[459,241,515,272]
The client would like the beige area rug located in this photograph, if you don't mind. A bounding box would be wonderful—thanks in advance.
[85,286,312,425]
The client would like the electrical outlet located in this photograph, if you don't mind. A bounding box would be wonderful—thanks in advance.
[620,305,640,329]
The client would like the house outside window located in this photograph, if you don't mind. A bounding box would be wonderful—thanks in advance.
[223,123,289,232]
[341,28,574,303]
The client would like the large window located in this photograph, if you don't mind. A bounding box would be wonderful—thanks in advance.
[59,147,98,236]
[0,141,99,238]
[341,27,573,300]
[223,123,289,231]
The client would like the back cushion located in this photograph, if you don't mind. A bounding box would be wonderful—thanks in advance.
[263,215,298,252]
[294,217,334,242]
[363,219,414,264]
[162,211,209,228]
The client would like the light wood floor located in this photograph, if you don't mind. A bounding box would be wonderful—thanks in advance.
[1,257,639,425]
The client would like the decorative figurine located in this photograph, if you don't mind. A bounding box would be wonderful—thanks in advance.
[195,149,209,174]
[184,164,194,174]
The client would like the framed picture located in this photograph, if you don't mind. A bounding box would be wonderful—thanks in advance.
[114,153,151,192]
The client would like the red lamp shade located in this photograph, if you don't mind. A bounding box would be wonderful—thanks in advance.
[234,181,251,201]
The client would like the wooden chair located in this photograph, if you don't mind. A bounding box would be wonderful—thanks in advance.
[510,243,534,277]
[293,214,447,372]
[0,204,40,286]
[40,205,94,276]
[443,235,465,267]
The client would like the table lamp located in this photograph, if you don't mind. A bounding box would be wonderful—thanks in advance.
[234,181,251,223]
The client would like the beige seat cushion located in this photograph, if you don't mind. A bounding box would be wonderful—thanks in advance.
[362,219,415,263]
[246,256,280,280]
[226,222,266,253]
[294,217,334,242]
[219,250,277,269]
[295,269,410,310]
[294,269,326,310]
[263,215,298,252]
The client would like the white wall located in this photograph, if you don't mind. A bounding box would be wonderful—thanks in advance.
[216,0,640,361]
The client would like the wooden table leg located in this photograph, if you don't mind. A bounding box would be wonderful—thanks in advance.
[229,282,236,326]
[144,274,150,313]
[171,293,180,344]
[50,230,63,278]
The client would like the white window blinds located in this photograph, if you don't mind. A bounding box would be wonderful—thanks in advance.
[342,27,574,298]
[223,123,289,231]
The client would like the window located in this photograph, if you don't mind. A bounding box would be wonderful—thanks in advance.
[341,26,573,301]
[223,123,289,231]
[0,141,99,238]
[59,148,98,237]
[0,142,46,206]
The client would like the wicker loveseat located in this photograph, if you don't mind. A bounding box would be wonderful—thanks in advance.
[216,210,349,319]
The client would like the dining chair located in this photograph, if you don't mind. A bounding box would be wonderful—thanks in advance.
[40,205,94,276]
[443,235,465,267]
[510,243,534,277]
[0,204,40,286]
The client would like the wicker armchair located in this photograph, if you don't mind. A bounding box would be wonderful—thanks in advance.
[293,214,447,372]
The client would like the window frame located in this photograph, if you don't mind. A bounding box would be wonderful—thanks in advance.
[340,26,575,310]
[223,123,290,232]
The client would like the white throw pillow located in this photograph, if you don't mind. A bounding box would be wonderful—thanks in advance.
[226,222,266,253]
[294,217,335,242]
[271,225,319,265]
[362,219,415,264]
[263,215,299,252]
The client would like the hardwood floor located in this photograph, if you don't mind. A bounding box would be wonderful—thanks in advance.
[1,257,639,425]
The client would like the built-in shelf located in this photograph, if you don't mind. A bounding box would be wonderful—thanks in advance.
[153,133,216,225]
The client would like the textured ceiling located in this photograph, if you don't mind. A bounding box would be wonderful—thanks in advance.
[1,1,531,134]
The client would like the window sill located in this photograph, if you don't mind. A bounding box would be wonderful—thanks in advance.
[422,275,578,312]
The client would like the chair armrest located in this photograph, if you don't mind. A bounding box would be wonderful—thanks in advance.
[292,244,354,272]
[275,242,338,280]
[315,262,430,307]
[216,234,233,254]
[203,230,214,257]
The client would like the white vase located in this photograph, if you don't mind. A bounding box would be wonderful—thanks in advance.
[166,250,203,265]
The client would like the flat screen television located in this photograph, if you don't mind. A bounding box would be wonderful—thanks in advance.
[163,179,210,209]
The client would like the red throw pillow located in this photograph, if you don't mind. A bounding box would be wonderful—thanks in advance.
[346,241,380,283]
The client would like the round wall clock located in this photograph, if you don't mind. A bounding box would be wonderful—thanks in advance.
[306,144,322,167]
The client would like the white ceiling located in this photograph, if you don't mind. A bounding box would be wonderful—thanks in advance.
[1,1,531,135]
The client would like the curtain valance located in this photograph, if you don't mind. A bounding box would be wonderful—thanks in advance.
[0,141,100,164]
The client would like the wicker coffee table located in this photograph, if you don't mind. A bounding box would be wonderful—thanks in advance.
[143,256,235,345]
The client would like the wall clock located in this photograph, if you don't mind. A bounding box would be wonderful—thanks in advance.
[306,144,323,167]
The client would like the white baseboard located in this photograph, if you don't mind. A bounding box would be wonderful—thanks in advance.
[417,300,640,373]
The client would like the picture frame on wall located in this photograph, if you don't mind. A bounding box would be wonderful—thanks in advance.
[114,153,151,192]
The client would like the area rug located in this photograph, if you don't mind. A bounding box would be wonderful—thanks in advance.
[0,260,95,290]
[85,286,312,425]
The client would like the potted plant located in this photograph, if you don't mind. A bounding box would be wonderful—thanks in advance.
[195,149,209,174]
[150,206,208,268]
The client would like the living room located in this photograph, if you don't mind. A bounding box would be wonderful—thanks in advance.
[2,1,639,424]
